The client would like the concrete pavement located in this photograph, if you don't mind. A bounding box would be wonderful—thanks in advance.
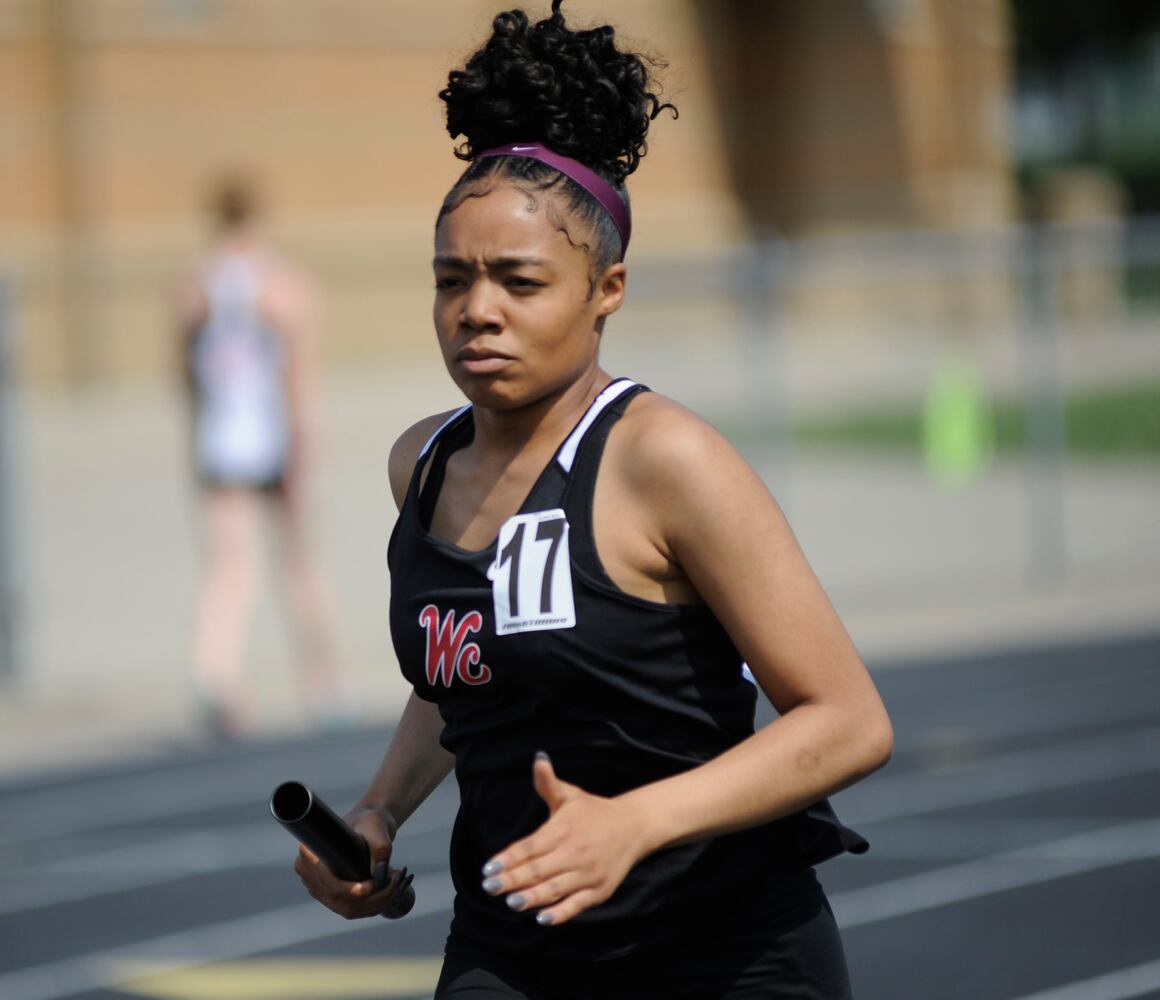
[1,329,1157,779]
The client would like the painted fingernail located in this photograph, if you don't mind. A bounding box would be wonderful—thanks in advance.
[481,877,503,895]
[373,861,389,891]
[482,859,504,876]
[536,911,554,926]
[506,893,527,911]
[535,750,551,763]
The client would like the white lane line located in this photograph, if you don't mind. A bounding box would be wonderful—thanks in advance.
[854,817,1112,860]
[0,813,452,917]
[0,871,454,1000]
[1,705,1154,846]
[833,817,1160,929]
[0,755,380,844]
[1005,957,1160,1000]
[3,819,1157,1000]
[4,720,1153,853]
[3,726,1156,918]
[836,726,1160,824]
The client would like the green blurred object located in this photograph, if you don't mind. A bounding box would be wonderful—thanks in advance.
[774,380,1158,459]
[921,358,995,489]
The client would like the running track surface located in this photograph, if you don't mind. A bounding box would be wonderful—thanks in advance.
[1,631,1157,1000]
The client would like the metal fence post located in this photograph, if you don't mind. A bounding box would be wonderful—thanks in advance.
[1019,225,1068,587]
[739,228,795,512]
[0,277,21,689]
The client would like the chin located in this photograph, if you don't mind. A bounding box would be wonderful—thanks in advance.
[448,370,521,409]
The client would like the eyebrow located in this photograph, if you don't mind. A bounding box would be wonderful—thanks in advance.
[433,254,552,270]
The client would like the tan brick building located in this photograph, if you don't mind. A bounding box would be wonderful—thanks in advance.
[0,0,1013,387]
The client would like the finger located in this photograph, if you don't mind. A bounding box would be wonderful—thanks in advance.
[483,850,564,899]
[480,824,568,895]
[385,868,415,909]
[376,865,408,898]
[531,751,577,813]
[500,869,587,913]
[533,886,606,928]
[297,844,320,865]
[351,813,395,864]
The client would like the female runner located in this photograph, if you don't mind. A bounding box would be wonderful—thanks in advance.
[294,3,893,996]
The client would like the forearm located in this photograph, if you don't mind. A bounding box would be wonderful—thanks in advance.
[354,692,455,829]
[622,701,891,857]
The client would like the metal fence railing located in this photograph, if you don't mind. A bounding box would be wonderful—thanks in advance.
[0,276,20,688]
[621,217,1160,589]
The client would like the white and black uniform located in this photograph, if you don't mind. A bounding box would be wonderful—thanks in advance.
[389,379,866,997]
[189,251,289,490]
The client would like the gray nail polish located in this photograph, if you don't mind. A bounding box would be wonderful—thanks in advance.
[536,911,554,926]
[481,877,503,895]
[506,893,527,910]
[482,859,504,877]
[373,861,389,891]
[535,750,550,763]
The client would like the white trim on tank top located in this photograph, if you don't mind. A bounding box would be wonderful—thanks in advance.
[417,379,637,469]
[418,404,472,459]
[556,378,637,473]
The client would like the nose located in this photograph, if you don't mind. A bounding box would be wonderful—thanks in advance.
[460,277,502,331]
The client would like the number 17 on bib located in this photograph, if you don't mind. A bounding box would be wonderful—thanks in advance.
[488,509,577,635]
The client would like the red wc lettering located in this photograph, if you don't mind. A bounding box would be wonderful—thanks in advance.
[418,605,493,687]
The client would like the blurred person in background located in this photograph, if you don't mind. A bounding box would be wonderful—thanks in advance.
[176,176,353,739]
[292,3,892,997]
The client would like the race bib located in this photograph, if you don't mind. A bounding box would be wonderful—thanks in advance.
[488,509,576,635]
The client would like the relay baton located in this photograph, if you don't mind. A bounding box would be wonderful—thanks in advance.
[270,780,415,919]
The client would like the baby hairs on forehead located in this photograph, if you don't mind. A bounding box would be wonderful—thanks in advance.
[435,155,625,296]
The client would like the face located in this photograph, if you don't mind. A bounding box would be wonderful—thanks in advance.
[433,183,625,411]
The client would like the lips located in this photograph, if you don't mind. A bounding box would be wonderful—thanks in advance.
[456,346,513,374]
[456,346,512,362]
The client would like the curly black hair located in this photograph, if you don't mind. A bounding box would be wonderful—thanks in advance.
[441,0,675,181]
[437,0,677,271]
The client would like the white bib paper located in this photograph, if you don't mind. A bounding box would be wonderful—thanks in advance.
[488,509,577,635]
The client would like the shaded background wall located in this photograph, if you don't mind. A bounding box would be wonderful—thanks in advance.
[695,0,1013,235]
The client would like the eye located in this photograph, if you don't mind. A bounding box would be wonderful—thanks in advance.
[506,276,544,291]
[434,276,464,291]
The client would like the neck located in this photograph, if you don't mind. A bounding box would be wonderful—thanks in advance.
[470,365,611,461]
[217,225,260,253]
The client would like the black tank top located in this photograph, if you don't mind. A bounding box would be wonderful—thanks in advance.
[388,378,867,961]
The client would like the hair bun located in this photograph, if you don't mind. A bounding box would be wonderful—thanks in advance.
[440,0,676,183]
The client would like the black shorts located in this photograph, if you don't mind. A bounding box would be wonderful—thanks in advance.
[434,888,853,1000]
[198,470,286,495]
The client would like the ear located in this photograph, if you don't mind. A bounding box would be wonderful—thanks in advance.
[595,262,626,319]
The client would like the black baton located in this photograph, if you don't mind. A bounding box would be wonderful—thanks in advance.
[270,780,415,919]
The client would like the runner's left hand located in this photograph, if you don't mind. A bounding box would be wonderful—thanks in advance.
[480,752,648,927]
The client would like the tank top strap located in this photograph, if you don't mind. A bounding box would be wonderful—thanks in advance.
[519,378,643,513]
[560,380,650,578]
[402,381,643,537]
[409,405,472,529]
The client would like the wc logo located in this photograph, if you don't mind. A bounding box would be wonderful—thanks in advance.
[417,605,493,687]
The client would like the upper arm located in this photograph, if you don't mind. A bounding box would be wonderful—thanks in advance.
[620,401,874,716]
[174,275,207,386]
[388,412,461,512]
[175,274,208,340]
[262,267,316,367]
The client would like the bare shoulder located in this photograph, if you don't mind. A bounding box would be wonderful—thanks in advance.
[611,391,748,487]
[260,255,315,331]
[388,409,465,510]
[175,269,208,327]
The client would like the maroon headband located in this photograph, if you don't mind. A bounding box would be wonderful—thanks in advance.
[476,142,630,259]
